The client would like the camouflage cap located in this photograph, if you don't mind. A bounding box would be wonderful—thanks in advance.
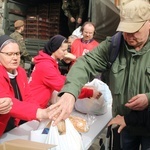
[14,20,24,28]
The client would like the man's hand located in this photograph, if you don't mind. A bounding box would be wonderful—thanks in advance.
[0,98,13,114]
[125,94,148,110]
[49,93,75,125]
[77,18,82,24]
[70,17,75,22]
[107,115,126,133]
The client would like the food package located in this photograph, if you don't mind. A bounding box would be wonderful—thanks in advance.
[57,115,89,134]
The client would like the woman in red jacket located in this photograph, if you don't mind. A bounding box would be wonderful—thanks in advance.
[28,35,101,108]
[0,35,52,136]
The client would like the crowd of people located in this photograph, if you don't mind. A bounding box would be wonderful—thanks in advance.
[0,0,150,150]
[48,0,150,150]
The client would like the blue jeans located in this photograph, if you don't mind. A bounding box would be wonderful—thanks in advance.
[120,129,150,150]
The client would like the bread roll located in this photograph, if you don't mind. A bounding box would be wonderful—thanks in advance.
[57,120,66,134]
[64,53,76,60]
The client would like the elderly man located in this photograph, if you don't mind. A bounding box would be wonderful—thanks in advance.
[49,1,150,149]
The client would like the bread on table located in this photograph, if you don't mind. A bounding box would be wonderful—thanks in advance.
[57,115,89,134]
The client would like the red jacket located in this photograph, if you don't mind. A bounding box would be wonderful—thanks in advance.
[28,51,93,108]
[71,38,99,58]
[0,65,39,136]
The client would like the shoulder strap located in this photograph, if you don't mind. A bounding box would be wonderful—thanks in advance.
[107,32,123,68]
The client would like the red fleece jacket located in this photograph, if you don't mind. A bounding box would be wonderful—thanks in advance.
[28,51,93,108]
[0,65,40,136]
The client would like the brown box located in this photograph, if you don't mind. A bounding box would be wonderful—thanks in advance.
[0,139,55,150]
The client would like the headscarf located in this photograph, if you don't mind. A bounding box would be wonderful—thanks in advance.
[0,35,12,50]
[43,35,66,55]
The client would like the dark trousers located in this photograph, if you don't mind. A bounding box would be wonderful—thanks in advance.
[121,129,150,150]
[67,14,80,34]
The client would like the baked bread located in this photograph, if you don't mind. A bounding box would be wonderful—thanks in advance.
[57,120,66,135]
[46,120,66,135]
[64,53,76,60]
[69,115,89,133]
[56,116,89,134]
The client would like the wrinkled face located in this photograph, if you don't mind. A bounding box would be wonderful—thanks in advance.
[82,24,95,41]
[0,43,20,73]
[123,21,150,50]
[52,42,68,60]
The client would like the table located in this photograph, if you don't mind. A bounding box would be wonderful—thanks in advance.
[81,106,112,149]
[0,106,112,149]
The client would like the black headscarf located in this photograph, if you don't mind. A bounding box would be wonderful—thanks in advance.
[43,35,66,55]
[0,35,12,50]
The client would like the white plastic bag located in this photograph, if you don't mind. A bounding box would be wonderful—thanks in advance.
[45,118,85,150]
[75,79,113,115]
[30,119,50,143]
[72,26,83,38]
[84,79,112,104]
[75,95,107,115]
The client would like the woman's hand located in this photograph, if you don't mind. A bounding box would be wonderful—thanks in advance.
[91,87,101,99]
[84,86,102,99]
[0,98,13,114]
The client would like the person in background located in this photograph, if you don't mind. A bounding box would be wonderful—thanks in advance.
[62,0,86,34]
[70,21,99,66]
[10,20,32,68]
[58,34,78,74]
[0,98,13,114]
[28,34,101,108]
[48,1,150,149]
[0,35,53,136]
[68,34,78,52]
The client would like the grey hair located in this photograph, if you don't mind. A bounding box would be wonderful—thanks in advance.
[68,35,78,39]
[0,39,18,51]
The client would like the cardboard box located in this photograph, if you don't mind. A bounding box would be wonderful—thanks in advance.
[0,139,55,150]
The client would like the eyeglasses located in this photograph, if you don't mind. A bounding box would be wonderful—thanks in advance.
[0,51,21,57]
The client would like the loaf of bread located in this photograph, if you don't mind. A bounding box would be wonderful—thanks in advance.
[69,115,89,133]
[64,52,76,60]
[56,115,89,134]
[57,120,66,135]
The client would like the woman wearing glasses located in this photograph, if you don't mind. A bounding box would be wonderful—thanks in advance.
[0,35,52,136]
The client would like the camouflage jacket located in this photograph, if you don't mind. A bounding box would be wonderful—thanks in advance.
[10,31,32,62]
[62,0,85,19]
